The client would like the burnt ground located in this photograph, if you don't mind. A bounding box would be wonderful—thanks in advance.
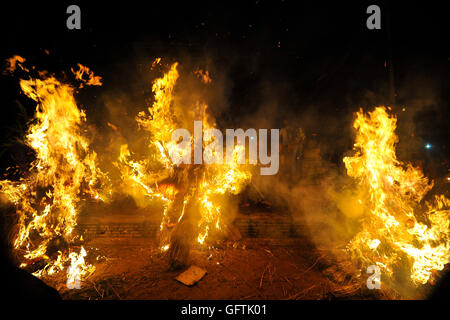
[41,237,400,300]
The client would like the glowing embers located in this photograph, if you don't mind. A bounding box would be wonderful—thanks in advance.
[344,107,450,285]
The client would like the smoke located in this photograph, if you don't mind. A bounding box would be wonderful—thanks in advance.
[82,51,364,252]
[72,49,447,284]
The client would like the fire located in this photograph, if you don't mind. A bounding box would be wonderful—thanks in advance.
[194,69,212,84]
[117,61,251,248]
[71,63,103,88]
[196,145,252,244]
[1,57,251,282]
[66,246,94,289]
[0,57,108,282]
[5,55,28,73]
[344,107,450,285]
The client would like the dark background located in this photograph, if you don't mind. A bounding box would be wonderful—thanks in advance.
[0,0,448,173]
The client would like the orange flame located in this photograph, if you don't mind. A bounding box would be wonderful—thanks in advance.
[71,63,103,88]
[117,60,251,248]
[344,107,450,285]
[0,57,109,282]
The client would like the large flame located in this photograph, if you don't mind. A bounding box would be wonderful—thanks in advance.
[1,58,251,283]
[116,61,251,248]
[0,59,109,282]
[344,107,450,285]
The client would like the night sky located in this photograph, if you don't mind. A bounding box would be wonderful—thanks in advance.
[0,1,448,170]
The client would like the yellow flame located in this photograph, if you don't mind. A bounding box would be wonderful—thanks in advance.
[118,61,252,248]
[344,107,450,285]
[67,246,95,288]
[0,58,108,281]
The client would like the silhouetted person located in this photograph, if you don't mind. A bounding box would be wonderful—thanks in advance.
[280,119,305,184]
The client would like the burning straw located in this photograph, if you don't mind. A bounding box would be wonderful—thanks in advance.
[344,107,450,287]
[0,57,109,283]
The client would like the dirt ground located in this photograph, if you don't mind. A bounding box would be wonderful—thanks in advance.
[36,182,440,300]
[40,236,401,300]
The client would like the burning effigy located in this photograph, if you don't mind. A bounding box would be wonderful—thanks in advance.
[115,61,253,268]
